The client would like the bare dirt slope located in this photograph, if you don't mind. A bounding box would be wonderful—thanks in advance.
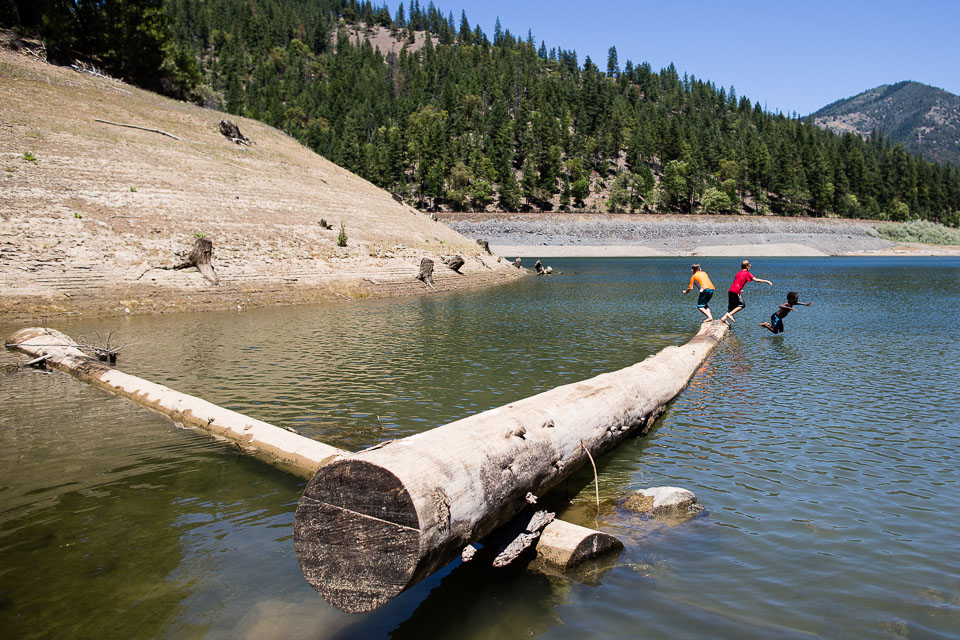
[0,49,521,321]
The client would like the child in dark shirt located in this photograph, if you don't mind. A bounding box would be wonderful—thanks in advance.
[759,292,812,334]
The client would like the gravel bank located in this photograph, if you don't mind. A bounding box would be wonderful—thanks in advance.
[441,213,960,257]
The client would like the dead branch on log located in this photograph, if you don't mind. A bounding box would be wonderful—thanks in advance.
[219,120,251,145]
[580,441,601,516]
[493,510,556,567]
[137,237,219,285]
[94,118,181,140]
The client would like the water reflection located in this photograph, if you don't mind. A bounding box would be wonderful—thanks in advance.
[1,257,959,638]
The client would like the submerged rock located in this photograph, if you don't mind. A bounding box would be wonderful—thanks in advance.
[623,486,703,519]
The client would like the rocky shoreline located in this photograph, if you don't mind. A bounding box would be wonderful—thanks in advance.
[442,213,960,257]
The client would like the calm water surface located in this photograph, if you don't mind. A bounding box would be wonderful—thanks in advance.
[1,257,958,639]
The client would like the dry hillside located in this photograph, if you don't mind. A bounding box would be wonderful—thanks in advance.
[0,48,522,320]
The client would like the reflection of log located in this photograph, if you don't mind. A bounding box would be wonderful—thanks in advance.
[294,321,729,613]
[6,327,344,476]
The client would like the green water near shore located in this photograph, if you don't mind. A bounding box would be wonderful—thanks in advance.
[2,257,958,639]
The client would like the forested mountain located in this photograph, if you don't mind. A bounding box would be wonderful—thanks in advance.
[5,0,960,225]
[810,82,960,167]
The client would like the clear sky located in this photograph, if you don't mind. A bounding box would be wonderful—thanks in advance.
[436,0,960,115]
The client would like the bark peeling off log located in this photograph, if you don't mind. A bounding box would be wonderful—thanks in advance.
[294,321,728,613]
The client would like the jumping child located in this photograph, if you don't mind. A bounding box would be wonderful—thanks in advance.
[720,260,772,324]
[681,263,715,323]
[760,291,812,334]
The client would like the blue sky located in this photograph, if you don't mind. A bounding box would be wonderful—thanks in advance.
[434,0,960,115]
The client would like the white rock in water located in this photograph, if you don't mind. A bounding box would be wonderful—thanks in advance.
[641,486,703,516]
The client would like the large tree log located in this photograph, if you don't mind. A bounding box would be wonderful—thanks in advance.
[294,321,728,613]
[5,328,344,477]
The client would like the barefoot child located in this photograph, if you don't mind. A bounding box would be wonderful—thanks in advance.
[720,260,772,324]
[681,263,715,322]
[760,291,812,334]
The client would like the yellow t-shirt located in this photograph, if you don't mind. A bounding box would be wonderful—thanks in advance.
[689,271,714,291]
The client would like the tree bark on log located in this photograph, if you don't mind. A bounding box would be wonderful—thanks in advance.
[294,321,728,613]
[6,327,344,477]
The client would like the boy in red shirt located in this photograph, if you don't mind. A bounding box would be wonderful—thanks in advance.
[720,260,772,324]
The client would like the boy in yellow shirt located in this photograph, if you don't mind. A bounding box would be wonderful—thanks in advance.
[681,263,715,323]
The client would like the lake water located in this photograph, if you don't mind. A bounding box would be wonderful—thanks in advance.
[1,256,958,639]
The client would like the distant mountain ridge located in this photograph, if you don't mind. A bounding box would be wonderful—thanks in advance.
[810,81,960,166]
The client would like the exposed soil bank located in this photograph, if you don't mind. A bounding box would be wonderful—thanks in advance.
[0,50,523,322]
[442,213,960,258]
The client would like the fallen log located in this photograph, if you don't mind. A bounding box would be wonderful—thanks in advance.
[5,327,344,477]
[294,320,728,613]
[94,118,181,140]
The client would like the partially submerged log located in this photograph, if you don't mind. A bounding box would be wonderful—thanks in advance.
[5,327,344,477]
[492,510,555,568]
[219,119,250,145]
[294,321,728,613]
[535,519,623,570]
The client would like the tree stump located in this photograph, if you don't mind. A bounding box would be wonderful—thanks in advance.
[535,260,544,274]
[173,237,219,285]
[416,258,435,286]
[476,239,492,254]
[443,255,465,273]
[512,257,522,269]
[218,119,250,145]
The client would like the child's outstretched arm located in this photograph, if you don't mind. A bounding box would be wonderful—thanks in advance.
[755,277,773,286]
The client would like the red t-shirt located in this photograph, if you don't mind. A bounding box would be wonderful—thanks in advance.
[729,270,754,294]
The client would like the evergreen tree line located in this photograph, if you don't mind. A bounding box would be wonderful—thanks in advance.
[6,0,959,224]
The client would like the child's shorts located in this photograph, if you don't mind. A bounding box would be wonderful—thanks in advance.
[770,313,784,334]
[697,288,714,308]
[727,291,745,312]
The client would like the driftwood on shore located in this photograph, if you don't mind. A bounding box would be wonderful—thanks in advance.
[294,321,728,613]
[94,118,181,140]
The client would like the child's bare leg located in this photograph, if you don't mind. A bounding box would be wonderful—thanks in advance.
[759,322,774,333]
[698,307,713,322]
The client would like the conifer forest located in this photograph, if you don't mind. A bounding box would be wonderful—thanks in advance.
[9,0,960,224]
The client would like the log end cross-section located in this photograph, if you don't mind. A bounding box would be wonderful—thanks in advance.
[294,460,422,613]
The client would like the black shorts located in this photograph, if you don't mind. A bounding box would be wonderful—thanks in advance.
[727,291,745,312]
[770,313,784,334]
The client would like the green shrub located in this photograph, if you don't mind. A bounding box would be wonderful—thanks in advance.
[337,222,347,247]
[874,220,960,245]
[23,151,36,163]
